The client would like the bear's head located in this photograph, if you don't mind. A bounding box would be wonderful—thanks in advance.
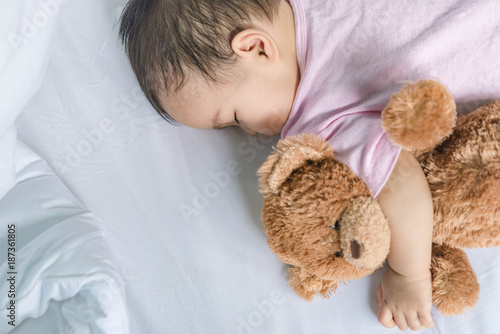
[258,134,391,300]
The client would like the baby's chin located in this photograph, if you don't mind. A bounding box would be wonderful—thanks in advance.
[258,126,284,138]
[262,114,288,136]
[259,133,276,139]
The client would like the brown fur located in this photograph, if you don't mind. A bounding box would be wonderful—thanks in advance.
[258,80,499,316]
[382,79,457,153]
[430,244,479,316]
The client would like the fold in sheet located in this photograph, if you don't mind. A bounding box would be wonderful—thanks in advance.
[0,141,129,334]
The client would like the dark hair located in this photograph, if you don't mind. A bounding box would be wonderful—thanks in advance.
[119,0,280,123]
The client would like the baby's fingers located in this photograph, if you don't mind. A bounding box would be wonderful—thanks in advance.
[406,313,423,331]
[376,285,383,307]
[377,305,396,328]
[418,311,435,328]
[393,312,409,331]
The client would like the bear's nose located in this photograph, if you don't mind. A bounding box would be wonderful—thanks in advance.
[350,240,362,259]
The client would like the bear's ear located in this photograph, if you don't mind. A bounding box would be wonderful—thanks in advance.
[258,134,333,194]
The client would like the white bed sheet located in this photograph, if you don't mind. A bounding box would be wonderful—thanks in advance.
[2,0,500,333]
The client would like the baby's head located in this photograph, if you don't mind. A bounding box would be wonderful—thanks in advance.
[119,0,298,136]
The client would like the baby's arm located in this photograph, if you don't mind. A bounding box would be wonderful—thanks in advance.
[375,150,435,331]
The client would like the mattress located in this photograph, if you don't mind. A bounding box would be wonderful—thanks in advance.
[1,0,499,333]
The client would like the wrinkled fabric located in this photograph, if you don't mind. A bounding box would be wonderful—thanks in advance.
[283,0,500,197]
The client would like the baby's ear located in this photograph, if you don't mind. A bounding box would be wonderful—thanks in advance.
[258,134,333,194]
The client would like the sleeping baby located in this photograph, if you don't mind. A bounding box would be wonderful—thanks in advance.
[119,0,500,330]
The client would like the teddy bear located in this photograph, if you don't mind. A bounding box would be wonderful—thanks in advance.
[257,79,500,316]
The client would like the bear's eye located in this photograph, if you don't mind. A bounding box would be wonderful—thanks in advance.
[330,221,340,230]
[334,250,343,257]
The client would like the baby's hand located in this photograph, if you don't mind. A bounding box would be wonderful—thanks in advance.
[376,267,435,331]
